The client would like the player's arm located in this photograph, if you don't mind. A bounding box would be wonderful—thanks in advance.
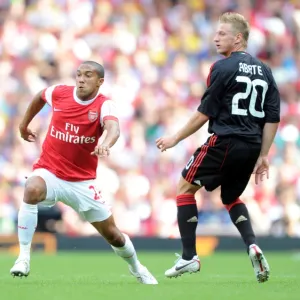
[253,73,280,184]
[156,63,223,152]
[260,123,279,157]
[156,112,209,151]
[174,111,209,142]
[253,122,279,185]
[260,73,281,156]
[91,120,120,157]
[19,90,46,142]
[91,100,120,157]
[101,119,120,148]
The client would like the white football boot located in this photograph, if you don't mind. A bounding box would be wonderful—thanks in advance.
[165,253,200,278]
[249,244,270,283]
[129,263,158,284]
[10,258,30,278]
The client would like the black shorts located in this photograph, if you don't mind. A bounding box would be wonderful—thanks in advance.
[182,135,261,205]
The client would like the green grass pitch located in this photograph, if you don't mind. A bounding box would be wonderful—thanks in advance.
[1,251,299,300]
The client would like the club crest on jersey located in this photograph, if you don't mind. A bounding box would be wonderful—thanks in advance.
[88,110,98,122]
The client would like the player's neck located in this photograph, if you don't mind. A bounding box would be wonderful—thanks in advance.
[231,45,246,55]
[224,46,246,57]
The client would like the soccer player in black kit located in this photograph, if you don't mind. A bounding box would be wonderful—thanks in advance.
[156,12,280,283]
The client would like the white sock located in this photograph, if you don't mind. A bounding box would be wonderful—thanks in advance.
[111,233,140,272]
[17,202,38,261]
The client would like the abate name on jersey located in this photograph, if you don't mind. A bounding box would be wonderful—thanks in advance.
[239,63,263,76]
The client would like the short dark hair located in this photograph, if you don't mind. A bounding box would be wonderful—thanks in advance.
[82,61,105,78]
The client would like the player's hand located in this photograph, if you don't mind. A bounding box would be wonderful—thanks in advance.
[91,145,110,157]
[19,125,37,142]
[253,156,269,185]
[156,135,178,152]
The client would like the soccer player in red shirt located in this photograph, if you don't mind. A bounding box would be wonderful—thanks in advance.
[10,61,157,284]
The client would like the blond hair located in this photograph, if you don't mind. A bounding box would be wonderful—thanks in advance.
[219,12,250,47]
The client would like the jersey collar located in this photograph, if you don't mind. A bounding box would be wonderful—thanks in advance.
[73,87,101,105]
[231,51,248,55]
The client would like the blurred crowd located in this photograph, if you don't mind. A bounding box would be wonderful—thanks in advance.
[0,0,300,238]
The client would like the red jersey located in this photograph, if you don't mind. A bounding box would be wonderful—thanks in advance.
[33,85,118,181]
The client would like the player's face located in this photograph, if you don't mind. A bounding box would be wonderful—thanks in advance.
[214,23,241,57]
[75,64,104,100]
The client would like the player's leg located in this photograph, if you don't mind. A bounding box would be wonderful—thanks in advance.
[220,142,269,282]
[176,177,200,260]
[164,176,201,278]
[83,211,157,284]
[67,182,157,284]
[221,180,270,283]
[10,176,44,277]
[164,135,225,278]
[221,180,256,248]
[10,169,57,277]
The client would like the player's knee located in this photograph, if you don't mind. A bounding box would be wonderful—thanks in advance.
[105,230,124,247]
[24,177,47,204]
[222,196,244,211]
[221,195,232,206]
[177,176,199,195]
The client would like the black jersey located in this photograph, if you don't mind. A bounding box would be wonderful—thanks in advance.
[198,51,280,143]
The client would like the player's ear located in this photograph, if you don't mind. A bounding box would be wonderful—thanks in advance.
[236,32,243,44]
[97,78,104,87]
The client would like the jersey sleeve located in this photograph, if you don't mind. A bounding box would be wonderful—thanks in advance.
[100,100,119,126]
[264,73,281,123]
[197,63,224,118]
[41,84,62,107]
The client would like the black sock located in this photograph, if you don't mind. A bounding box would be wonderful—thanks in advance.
[228,202,256,249]
[177,195,198,260]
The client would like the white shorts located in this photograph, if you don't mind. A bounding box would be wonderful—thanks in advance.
[28,168,112,223]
